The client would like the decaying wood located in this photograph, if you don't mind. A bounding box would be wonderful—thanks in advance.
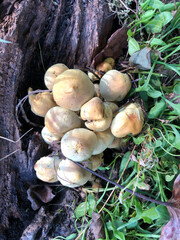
[0,0,114,238]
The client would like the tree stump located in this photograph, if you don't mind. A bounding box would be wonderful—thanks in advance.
[0,0,115,238]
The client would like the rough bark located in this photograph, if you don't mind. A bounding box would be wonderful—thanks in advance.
[0,0,114,239]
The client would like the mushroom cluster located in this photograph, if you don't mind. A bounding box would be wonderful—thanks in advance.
[29,61,144,188]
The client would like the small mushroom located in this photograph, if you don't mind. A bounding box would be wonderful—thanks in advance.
[53,69,95,111]
[108,137,128,150]
[104,58,115,68]
[61,128,97,162]
[45,106,81,137]
[28,88,56,117]
[34,156,61,183]
[57,159,92,188]
[85,103,113,131]
[41,126,62,144]
[44,63,69,90]
[100,70,131,101]
[88,153,104,171]
[80,97,105,121]
[88,58,115,82]
[111,103,144,138]
[92,129,114,155]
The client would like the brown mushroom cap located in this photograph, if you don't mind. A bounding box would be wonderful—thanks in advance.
[61,128,97,162]
[85,103,113,131]
[53,69,95,111]
[44,63,69,90]
[100,70,131,101]
[45,106,81,137]
[80,97,105,121]
[28,88,56,117]
[57,158,92,188]
[92,129,114,155]
[34,156,61,183]
[111,103,144,138]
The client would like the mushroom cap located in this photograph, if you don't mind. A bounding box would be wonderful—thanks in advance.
[61,128,97,162]
[100,70,131,101]
[41,126,62,144]
[104,58,115,68]
[111,103,144,138]
[96,61,112,72]
[57,158,92,188]
[53,69,95,111]
[85,103,113,131]
[80,97,105,121]
[94,84,102,99]
[108,137,128,150]
[88,153,104,171]
[34,156,61,183]
[92,129,114,155]
[44,63,69,90]
[105,102,119,117]
[45,106,81,137]
[28,88,56,117]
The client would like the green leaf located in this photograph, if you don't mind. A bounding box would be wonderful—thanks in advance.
[120,151,134,172]
[147,87,162,98]
[148,0,164,9]
[142,216,152,224]
[140,0,151,10]
[65,234,77,240]
[87,193,96,217]
[165,99,180,116]
[128,37,140,56]
[149,38,166,47]
[113,229,125,240]
[141,207,159,221]
[74,202,88,219]
[145,19,162,33]
[148,99,166,119]
[140,10,155,23]
[133,136,145,145]
[173,82,180,94]
[165,175,175,182]
[156,12,173,26]
[159,2,180,12]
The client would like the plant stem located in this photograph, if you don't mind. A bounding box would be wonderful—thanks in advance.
[73,161,172,207]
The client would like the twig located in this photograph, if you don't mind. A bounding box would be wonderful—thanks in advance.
[72,161,172,207]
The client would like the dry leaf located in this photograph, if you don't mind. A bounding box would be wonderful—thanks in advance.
[87,212,105,240]
[27,185,55,210]
[91,25,128,68]
[129,47,151,70]
[160,174,180,240]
